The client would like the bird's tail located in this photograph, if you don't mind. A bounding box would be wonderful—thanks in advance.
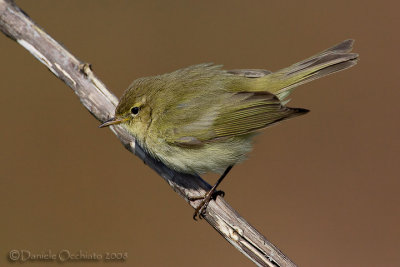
[254,39,358,103]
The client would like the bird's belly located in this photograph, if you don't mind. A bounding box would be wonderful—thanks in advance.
[144,137,253,175]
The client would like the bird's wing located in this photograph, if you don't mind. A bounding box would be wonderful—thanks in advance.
[163,91,308,147]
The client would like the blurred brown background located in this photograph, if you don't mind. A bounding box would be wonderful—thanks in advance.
[1,0,399,266]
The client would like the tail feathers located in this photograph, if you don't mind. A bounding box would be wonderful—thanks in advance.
[277,52,358,92]
[255,39,359,101]
[320,39,355,54]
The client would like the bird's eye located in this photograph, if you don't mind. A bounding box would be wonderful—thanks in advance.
[131,106,140,115]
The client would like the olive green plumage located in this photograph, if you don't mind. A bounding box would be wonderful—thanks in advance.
[105,40,358,175]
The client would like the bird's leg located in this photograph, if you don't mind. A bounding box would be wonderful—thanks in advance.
[190,165,233,220]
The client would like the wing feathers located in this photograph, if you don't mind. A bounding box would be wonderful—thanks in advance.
[170,91,308,147]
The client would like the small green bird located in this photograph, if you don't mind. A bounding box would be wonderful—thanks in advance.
[100,40,358,219]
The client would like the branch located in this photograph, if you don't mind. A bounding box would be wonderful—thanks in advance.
[0,1,295,266]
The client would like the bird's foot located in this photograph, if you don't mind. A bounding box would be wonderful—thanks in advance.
[189,190,225,220]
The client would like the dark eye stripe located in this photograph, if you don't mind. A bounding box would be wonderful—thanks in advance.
[131,107,140,115]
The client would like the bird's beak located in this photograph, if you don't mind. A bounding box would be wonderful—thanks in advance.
[99,117,128,128]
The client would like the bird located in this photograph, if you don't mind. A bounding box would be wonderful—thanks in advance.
[99,39,358,219]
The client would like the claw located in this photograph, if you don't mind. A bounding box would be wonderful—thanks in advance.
[191,189,225,220]
[190,166,233,221]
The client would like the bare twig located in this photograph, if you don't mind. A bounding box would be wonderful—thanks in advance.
[0,1,295,266]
